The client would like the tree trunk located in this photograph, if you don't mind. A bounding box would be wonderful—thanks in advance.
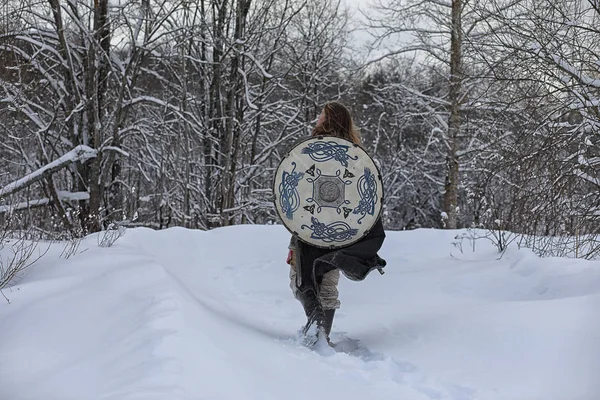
[209,0,227,227]
[222,0,251,226]
[443,0,462,229]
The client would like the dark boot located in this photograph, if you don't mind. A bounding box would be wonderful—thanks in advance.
[322,309,335,338]
[296,286,325,335]
[294,240,329,338]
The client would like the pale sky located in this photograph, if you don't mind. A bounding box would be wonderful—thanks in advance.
[340,0,421,64]
[340,0,384,57]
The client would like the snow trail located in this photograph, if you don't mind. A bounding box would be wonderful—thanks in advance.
[1,225,599,400]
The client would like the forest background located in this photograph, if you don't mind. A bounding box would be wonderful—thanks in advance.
[0,0,598,259]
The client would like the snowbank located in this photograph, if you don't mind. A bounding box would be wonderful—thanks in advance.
[0,226,599,400]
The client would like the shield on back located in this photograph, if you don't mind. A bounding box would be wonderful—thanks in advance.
[273,136,384,249]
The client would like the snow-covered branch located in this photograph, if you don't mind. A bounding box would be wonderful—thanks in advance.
[0,191,89,214]
[0,146,97,199]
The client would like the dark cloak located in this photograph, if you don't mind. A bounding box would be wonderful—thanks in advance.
[294,218,386,291]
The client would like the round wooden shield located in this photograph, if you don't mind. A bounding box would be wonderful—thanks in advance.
[273,136,384,249]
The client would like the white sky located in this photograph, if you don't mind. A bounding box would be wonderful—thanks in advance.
[340,0,421,64]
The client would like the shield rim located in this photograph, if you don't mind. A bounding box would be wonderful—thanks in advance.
[273,135,385,250]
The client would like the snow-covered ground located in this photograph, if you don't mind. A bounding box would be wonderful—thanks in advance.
[1,226,599,400]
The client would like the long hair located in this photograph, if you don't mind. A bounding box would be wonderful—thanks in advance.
[312,101,361,145]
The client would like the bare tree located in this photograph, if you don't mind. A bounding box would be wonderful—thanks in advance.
[473,0,600,257]
[361,0,528,228]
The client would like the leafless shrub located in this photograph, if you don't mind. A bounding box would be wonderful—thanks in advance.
[519,231,600,260]
[60,236,84,259]
[453,226,521,258]
[59,207,87,259]
[0,230,50,303]
[98,222,126,248]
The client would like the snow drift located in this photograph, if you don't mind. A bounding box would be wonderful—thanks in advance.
[1,226,599,400]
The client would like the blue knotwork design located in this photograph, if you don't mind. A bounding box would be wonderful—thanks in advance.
[353,167,378,224]
[278,162,304,220]
[301,141,358,167]
[301,217,358,243]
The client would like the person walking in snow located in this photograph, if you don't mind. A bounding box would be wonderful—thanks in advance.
[285,101,387,344]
